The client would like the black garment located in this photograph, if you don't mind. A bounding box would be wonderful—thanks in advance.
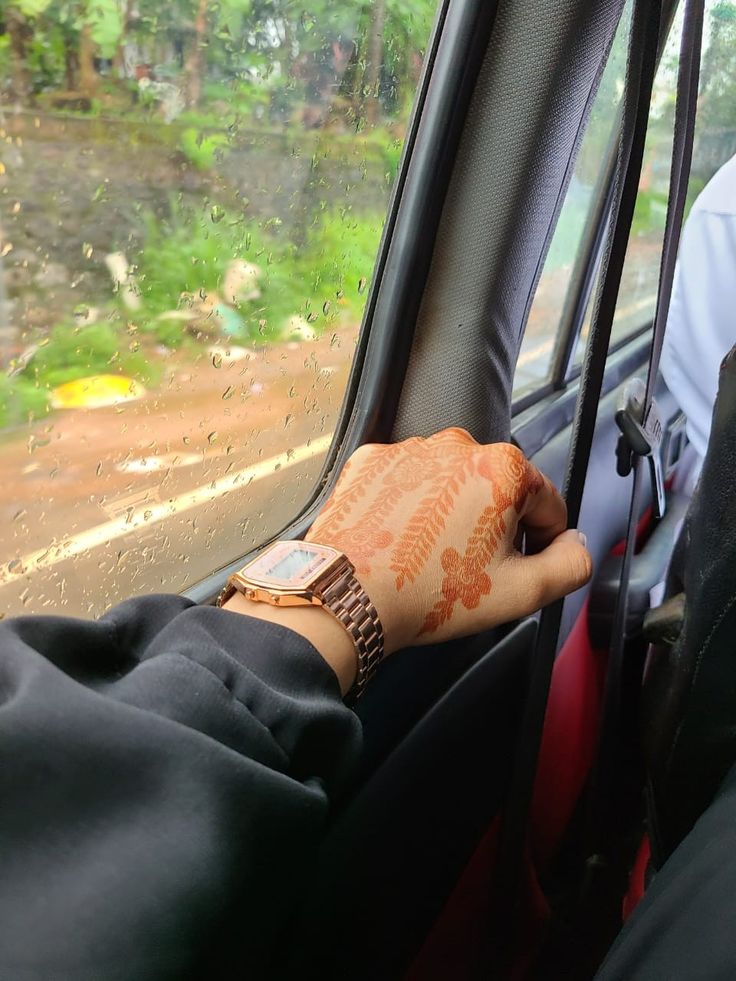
[0,595,361,981]
[7,592,736,981]
[595,759,736,980]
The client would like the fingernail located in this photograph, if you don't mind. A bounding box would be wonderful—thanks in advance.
[577,530,587,548]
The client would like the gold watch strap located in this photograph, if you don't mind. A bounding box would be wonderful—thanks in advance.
[215,563,384,698]
[320,567,384,697]
[216,580,238,608]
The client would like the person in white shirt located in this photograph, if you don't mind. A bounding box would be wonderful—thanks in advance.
[661,153,736,491]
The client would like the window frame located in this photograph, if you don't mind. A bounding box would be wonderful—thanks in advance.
[510,0,680,418]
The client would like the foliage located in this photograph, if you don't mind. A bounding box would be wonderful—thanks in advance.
[133,199,382,345]
[0,36,10,81]
[22,321,159,389]
[87,0,124,58]
[135,201,265,318]
[2,0,436,129]
[15,0,53,17]
[0,374,51,428]
[700,2,736,131]
[378,131,404,183]
[295,208,383,319]
[178,126,230,169]
[630,187,668,239]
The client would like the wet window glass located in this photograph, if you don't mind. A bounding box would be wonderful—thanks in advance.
[574,0,736,363]
[0,0,438,616]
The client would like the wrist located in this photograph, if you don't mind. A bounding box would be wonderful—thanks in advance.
[305,538,405,657]
[222,591,359,696]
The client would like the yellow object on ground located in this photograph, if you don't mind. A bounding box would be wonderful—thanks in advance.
[50,375,146,409]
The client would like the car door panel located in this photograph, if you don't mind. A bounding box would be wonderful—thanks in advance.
[280,345,681,979]
[282,619,535,980]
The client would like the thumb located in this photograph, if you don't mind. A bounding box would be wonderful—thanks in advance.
[505,529,592,617]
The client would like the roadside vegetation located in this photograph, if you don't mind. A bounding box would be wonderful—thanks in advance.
[0,0,430,424]
[1,0,736,427]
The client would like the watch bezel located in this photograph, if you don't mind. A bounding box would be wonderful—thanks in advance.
[230,540,350,606]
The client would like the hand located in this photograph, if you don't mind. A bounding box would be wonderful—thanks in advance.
[307,428,592,656]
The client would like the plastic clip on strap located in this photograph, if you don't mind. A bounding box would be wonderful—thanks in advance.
[488,0,663,966]
[615,377,666,517]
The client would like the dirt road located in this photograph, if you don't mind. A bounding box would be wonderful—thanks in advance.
[0,329,357,617]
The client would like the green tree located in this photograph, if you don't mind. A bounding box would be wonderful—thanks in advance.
[4,0,53,99]
[3,0,125,99]
[700,1,736,130]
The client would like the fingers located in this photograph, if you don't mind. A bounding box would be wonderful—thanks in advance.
[520,469,568,551]
[503,529,592,616]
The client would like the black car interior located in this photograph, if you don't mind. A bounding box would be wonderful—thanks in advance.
[181,0,724,975]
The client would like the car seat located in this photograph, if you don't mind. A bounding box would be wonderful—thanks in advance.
[642,342,736,866]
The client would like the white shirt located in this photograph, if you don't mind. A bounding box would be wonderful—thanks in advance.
[661,154,736,467]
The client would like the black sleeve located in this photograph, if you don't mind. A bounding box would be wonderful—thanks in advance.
[0,594,362,981]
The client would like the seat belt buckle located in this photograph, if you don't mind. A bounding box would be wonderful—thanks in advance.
[615,378,666,518]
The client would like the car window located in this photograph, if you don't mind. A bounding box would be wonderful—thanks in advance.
[0,1,438,617]
[573,0,736,363]
[513,2,632,399]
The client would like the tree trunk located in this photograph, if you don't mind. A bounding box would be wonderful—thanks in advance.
[184,0,209,107]
[6,7,31,102]
[64,32,79,90]
[78,20,99,97]
[363,0,386,126]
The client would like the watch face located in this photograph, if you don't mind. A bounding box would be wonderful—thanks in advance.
[241,541,343,589]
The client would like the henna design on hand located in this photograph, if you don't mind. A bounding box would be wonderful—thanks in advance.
[313,437,473,576]
[315,445,401,536]
[310,436,548,640]
[419,447,545,635]
[389,457,474,590]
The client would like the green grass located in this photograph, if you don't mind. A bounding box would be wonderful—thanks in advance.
[133,201,384,346]
[21,321,161,390]
[178,127,231,170]
[1,204,382,427]
[0,374,51,428]
[1,202,385,434]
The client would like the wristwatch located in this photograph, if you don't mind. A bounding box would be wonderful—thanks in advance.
[217,540,384,696]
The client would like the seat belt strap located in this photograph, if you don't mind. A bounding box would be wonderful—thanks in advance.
[490,0,663,956]
[583,0,704,877]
